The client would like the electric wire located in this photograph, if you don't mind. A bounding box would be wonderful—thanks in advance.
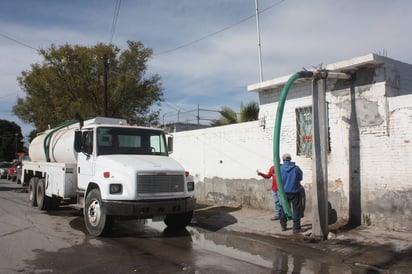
[154,0,285,56]
[0,32,38,51]
[109,0,122,44]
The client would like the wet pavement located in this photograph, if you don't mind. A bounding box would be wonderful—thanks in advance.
[1,178,411,273]
[192,202,412,273]
[25,216,357,273]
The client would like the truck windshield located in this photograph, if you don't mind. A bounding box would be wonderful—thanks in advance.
[97,127,168,156]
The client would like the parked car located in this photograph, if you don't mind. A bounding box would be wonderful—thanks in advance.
[0,161,11,179]
[7,160,21,182]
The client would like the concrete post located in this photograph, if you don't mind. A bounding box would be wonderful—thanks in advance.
[103,54,109,117]
[311,72,329,240]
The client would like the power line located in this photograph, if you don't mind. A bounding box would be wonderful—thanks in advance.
[0,32,38,51]
[109,0,122,44]
[154,0,285,56]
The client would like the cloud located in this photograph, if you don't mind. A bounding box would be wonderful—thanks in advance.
[1,0,412,133]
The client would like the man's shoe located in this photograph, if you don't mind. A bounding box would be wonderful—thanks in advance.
[281,226,287,231]
[270,216,279,221]
[293,228,301,233]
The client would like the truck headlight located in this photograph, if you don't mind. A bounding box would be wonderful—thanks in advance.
[110,184,122,194]
[187,181,194,192]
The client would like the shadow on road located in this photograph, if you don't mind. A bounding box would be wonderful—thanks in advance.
[108,219,192,239]
[0,185,22,192]
[191,202,240,232]
[66,213,193,239]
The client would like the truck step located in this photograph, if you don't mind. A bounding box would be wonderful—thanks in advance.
[68,204,83,211]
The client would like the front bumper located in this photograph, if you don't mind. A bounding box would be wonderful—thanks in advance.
[102,197,196,218]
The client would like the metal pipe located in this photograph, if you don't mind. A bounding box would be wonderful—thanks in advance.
[255,0,263,82]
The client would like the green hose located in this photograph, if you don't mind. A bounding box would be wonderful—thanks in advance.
[273,71,313,219]
[43,120,79,162]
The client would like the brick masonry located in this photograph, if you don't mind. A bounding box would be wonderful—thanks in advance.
[170,54,412,232]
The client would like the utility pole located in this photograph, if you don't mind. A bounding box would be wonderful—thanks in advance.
[103,54,109,117]
[311,70,352,240]
[197,104,200,125]
[15,133,18,157]
[311,71,329,240]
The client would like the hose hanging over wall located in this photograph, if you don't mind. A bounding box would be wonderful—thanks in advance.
[273,71,313,219]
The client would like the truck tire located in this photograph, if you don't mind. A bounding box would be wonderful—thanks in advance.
[28,177,39,207]
[164,211,193,229]
[84,189,113,237]
[37,179,52,210]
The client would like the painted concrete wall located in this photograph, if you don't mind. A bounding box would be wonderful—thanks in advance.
[170,55,412,232]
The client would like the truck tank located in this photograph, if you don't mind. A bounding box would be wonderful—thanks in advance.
[29,121,80,163]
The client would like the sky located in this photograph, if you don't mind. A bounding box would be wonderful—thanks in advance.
[1,0,412,137]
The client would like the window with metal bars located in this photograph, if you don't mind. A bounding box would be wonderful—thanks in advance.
[296,105,331,156]
[296,106,313,156]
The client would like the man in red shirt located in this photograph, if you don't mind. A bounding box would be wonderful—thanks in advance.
[257,166,282,220]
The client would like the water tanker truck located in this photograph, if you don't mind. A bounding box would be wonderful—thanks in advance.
[22,117,196,236]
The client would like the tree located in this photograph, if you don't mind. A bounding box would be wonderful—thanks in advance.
[0,120,24,161]
[211,106,238,126]
[211,101,259,126]
[27,129,38,144]
[239,101,259,122]
[13,41,163,131]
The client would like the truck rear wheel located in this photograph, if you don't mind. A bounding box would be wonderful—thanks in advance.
[164,211,193,229]
[84,189,113,237]
[28,177,39,207]
[37,179,52,210]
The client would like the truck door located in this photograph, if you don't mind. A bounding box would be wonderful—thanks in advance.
[77,129,94,190]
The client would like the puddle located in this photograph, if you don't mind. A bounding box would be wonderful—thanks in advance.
[185,225,359,273]
[144,220,360,273]
[25,218,361,273]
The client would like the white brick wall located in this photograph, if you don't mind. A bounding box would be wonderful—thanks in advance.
[171,55,412,230]
[171,121,271,182]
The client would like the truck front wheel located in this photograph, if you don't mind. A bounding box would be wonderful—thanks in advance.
[84,189,113,237]
[28,177,38,207]
[164,211,193,229]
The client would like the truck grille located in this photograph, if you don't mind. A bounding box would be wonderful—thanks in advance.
[137,174,185,194]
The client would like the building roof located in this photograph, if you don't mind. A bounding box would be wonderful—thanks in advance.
[247,53,387,93]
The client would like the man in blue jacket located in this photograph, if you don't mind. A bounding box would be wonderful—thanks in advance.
[279,153,303,233]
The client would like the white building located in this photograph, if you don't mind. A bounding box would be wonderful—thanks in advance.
[171,54,412,231]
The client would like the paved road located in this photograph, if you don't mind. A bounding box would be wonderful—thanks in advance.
[0,179,277,273]
[0,179,358,273]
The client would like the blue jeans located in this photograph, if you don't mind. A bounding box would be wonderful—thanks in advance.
[272,190,282,217]
[279,192,301,230]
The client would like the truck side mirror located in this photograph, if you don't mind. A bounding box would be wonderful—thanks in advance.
[74,130,82,152]
[167,136,173,153]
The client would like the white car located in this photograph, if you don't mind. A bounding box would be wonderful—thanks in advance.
[0,162,11,179]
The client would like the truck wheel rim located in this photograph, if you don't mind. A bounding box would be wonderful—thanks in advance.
[88,200,101,227]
